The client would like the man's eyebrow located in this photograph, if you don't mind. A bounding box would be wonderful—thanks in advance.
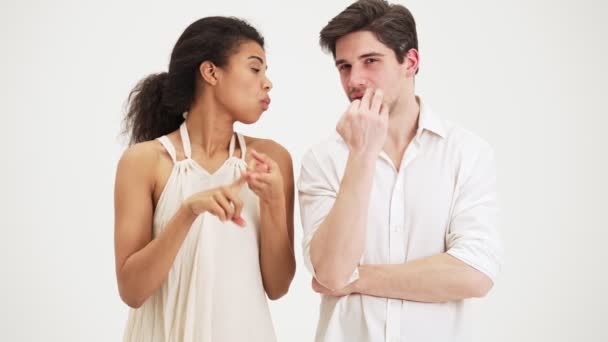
[335,59,348,66]
[335,52,385,66]
[359,52,385,59]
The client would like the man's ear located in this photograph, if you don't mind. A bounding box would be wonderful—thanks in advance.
[404,48,420,78]
[199,61,219,85]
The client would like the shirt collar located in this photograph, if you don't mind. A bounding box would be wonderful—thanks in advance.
[416,96,446,139]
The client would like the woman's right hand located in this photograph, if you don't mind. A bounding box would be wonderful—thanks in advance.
[183,174,248,227]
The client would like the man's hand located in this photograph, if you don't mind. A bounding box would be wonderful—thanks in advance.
[336,87,389,159]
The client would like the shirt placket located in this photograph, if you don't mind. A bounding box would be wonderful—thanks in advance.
[385,141,420,342]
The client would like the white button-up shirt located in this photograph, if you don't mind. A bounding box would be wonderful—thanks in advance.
[298,98,503,342]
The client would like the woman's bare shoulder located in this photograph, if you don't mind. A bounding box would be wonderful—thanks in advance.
[244,136,292,165]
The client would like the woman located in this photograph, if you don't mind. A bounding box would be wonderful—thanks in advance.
[114,16,295,341]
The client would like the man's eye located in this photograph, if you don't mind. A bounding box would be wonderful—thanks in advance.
[365,58,378,64]
[251,68,260,73]
[338,65,351,71]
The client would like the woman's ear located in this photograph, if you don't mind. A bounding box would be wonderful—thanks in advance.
[199,61,219,86]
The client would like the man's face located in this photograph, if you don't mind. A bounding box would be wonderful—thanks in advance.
[334,30,409,108]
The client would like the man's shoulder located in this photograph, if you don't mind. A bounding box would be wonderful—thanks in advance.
[303,133,348,163]
[441,120,494,158]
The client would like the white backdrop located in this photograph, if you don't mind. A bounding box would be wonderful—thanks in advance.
[1,0,607,341]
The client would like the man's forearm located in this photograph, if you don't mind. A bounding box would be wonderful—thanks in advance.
[353,253,494,303]
[310,152,376,289]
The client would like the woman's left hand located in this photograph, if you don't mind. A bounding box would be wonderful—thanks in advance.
[245,149,285,205]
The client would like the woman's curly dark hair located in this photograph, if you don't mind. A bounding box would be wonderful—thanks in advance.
[123,16,264,144]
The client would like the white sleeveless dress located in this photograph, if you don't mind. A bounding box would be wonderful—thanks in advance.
[123,120,277,342]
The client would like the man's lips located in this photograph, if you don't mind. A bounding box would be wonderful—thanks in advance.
[350,92,364,101]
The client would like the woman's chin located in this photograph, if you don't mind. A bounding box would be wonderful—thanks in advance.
[237,111,264,124]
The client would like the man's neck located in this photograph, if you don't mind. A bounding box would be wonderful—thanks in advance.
[384,95,420,152]
[383,95,420,167]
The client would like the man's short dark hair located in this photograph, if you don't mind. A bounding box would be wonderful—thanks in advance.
[320,0,418,65]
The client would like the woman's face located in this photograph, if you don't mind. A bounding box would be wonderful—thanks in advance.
[214,41,272,124]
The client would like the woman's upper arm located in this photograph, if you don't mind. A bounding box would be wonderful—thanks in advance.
[114,143,157,276]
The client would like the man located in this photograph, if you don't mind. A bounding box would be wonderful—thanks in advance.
[297,1,503,341]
